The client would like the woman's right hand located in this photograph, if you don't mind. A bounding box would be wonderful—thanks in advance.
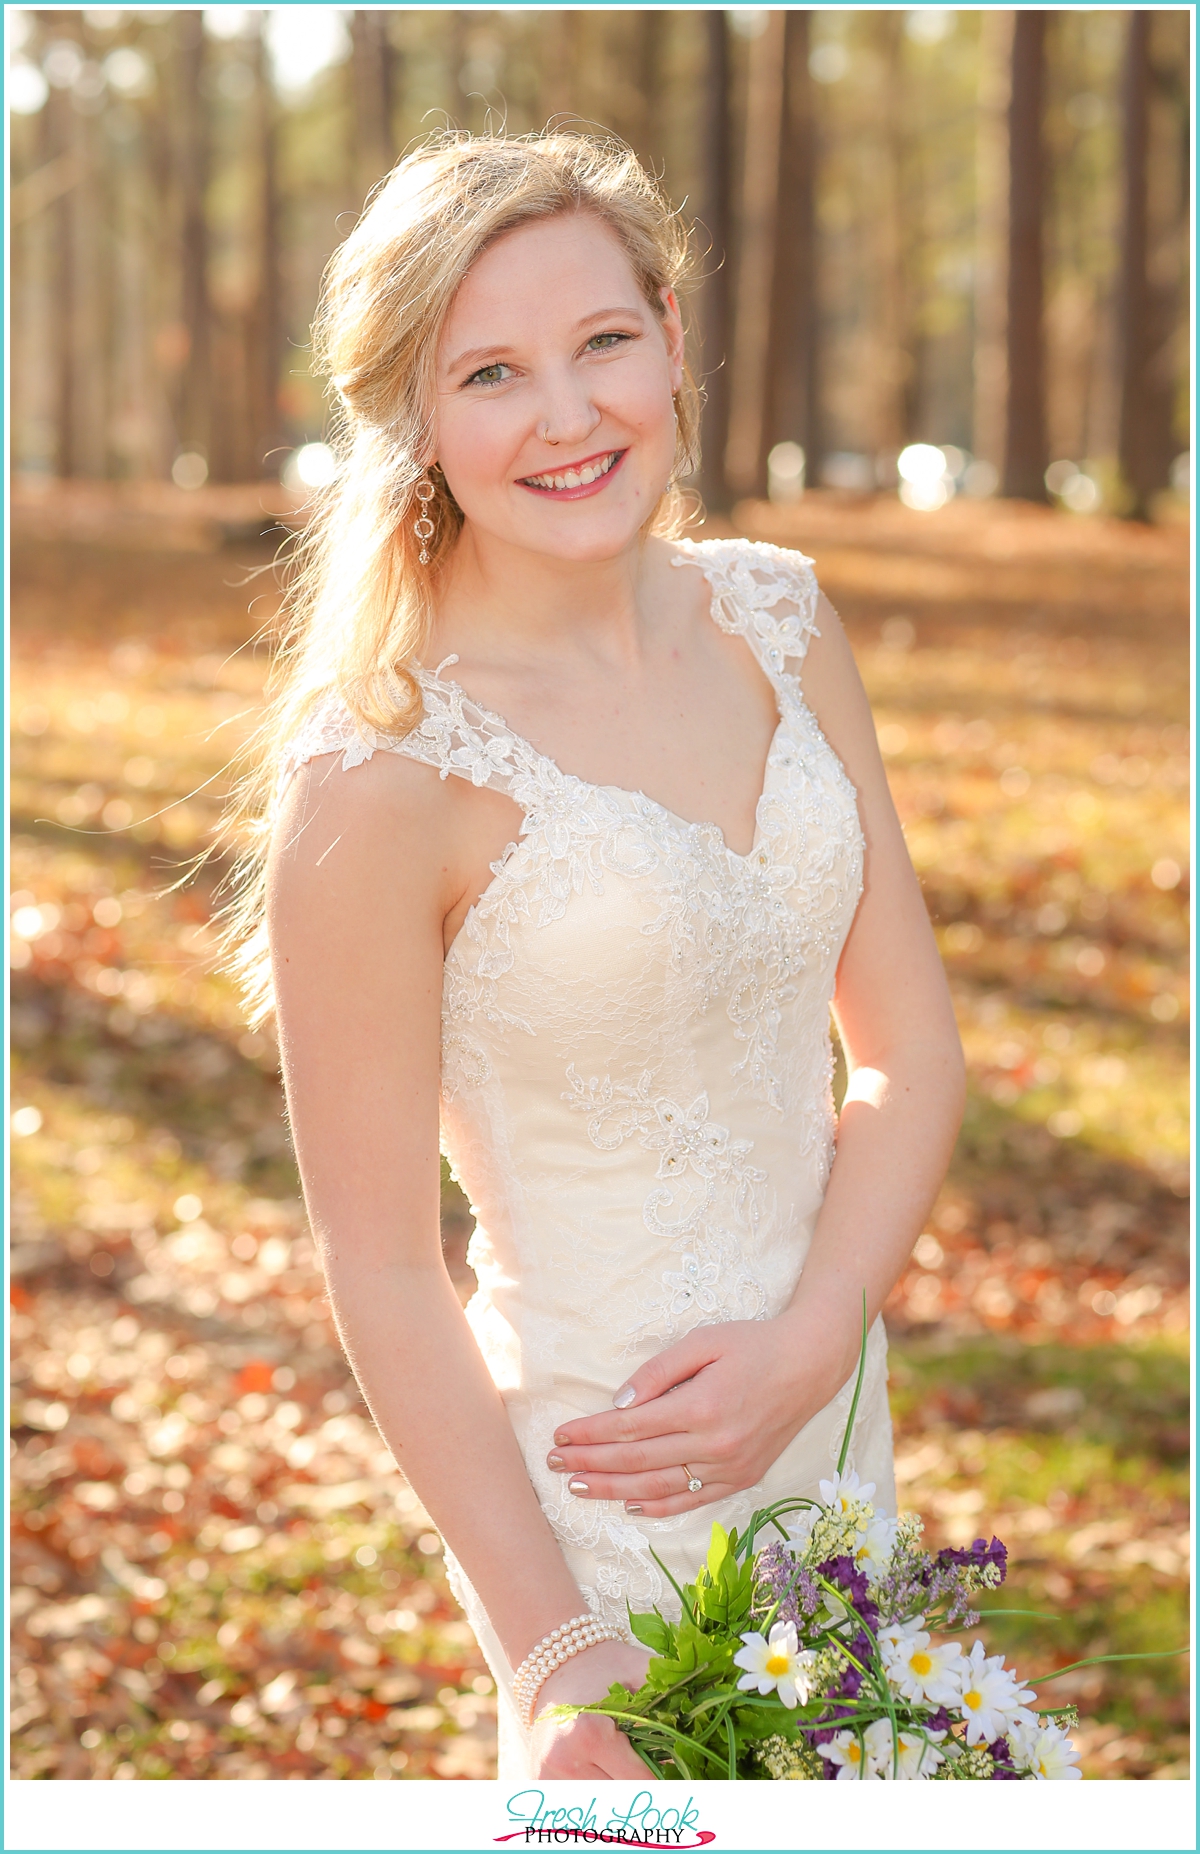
[528,1638,652,1778]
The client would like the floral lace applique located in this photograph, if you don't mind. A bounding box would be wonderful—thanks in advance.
[563,1067,771,1345]
[670,535,821,677]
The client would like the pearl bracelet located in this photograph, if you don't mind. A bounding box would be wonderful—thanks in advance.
[512,1612,626,1729]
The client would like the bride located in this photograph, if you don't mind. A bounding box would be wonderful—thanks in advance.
[233,131,965,1780]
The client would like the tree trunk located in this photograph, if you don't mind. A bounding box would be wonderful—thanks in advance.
[44,80,75,477]
[250,19,285,479]
[1116,10,1176,519]
[635,9,668,176]
[351,10,395,206]
[870,12,911,461]
[1002,10,1047,501]
[765,11,819,471]
[175,10,210,462]
[973,9,1013,481]
[541,12,582,127]
[695,10,732,514]
[72,30,108,477]
[724,10,786,500]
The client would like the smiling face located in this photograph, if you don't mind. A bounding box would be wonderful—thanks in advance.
[433,211,684,565]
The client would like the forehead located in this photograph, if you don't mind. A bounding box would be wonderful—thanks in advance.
[441,213,645,352]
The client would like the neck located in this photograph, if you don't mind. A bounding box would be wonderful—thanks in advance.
[435,521,666,676]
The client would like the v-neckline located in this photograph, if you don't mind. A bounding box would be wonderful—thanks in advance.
[418,546,787,865]
[415,674,785,869]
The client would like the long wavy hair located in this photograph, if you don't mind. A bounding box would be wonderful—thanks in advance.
[218,128,702,1022]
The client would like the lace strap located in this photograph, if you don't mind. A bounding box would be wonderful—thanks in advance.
[278,665,541,801]
[671,537,821,682]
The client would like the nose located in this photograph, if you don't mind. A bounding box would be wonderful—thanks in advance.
[536,366,602,450]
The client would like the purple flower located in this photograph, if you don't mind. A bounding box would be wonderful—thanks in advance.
[753,1541,820,1630]
[815,1557,880,1633]
[989,1735,1022,1779]
[935,1536,1008,1581]
[879,1552,988,1629]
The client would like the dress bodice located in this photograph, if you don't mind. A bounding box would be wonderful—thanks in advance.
[283,537,891,1641]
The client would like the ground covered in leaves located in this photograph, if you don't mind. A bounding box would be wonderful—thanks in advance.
[9,487,1189,1780]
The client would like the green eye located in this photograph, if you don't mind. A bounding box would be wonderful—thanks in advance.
[468,361,512,387]
[587,332,629,352]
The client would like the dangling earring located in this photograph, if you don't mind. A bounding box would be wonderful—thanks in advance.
[413,473,437,565]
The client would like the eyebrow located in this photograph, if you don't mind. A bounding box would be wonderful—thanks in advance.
[444,305,646,378]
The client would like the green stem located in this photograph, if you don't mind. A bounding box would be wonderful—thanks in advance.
[835,1291,869,1476]
[1028,1647,1189,1684]
[565,1704,727,1772]
[647,1544,694,1620]
[633,1742,669,1780]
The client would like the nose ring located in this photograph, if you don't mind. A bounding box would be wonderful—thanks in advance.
[539,424,559,446]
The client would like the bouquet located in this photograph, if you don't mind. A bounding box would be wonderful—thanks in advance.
[568,1472,1081,1780]
[563,1307,1093,1780]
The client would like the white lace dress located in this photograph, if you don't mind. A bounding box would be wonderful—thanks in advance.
[283,537,895,1777]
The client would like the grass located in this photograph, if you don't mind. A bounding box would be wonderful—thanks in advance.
[9,491,1190,1779]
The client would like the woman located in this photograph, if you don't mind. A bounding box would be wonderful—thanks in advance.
[236,131,965,1780]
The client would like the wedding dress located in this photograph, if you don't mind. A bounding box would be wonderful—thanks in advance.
[284,537,895,1777]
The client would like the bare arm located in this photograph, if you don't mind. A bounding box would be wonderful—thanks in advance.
[777,590,966,1379]
[267,751,648,1769]
[549,591,965,1510]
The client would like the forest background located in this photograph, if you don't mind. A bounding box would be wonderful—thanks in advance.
[8,3,1191,1784]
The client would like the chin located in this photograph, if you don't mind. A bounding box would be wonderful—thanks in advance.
[514,502,664,564]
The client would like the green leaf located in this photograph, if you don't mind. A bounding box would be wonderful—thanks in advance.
[706,1523,732,1585]
[628,1607,673,1655]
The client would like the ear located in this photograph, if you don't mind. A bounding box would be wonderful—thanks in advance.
[659,287,685,393]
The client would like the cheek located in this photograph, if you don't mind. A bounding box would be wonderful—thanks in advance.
[614,357,675,438]
[436,405,518,502]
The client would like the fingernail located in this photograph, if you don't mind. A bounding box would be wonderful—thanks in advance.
[568,1478,589,1495]
[625,1503,643,1516]
[554,1431,571,1447]
[612,1385,636,1409]
[547,1453,564,1469]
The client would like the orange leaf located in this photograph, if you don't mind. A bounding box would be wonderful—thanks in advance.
[236,1361,275,1396]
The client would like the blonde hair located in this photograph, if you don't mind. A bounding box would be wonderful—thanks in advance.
[220,128,702,1021]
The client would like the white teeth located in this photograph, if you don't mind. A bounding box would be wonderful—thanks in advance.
[525,452,617,491]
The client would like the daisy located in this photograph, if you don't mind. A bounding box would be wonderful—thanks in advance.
[1009,1717,1083,1780]
[818,1468,877,1516]
[852,1510,898,1581]
[861,1718,947,1781]
[733,1621,817,1708]
[883,1620,965,1706]
[818,1728,873,1779]
[953,1641,1037,1746]
[894,1726,947,1780]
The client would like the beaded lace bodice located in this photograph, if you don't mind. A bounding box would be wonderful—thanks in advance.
[283,537,893,1663]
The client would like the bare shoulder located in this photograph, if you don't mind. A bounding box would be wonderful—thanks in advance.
[269,738,524,965]
[267,744,461,953]
[271,744,452,886]
[790,589,891,810]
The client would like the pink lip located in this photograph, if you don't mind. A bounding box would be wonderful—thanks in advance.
[517,448,627,500]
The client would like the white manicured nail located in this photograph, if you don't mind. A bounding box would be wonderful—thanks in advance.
[612,1385,636,1409]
